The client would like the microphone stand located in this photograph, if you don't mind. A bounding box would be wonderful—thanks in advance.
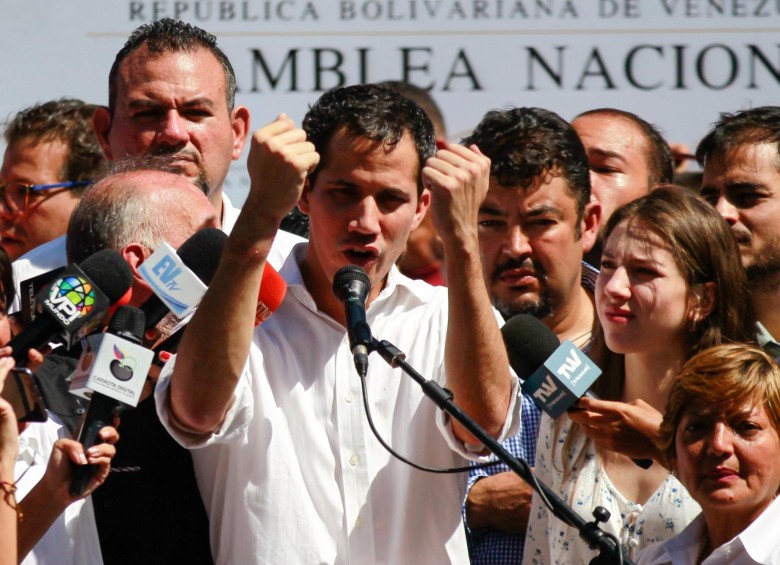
[370,337,632,565]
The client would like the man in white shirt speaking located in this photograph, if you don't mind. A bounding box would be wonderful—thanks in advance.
[155,83,520,564]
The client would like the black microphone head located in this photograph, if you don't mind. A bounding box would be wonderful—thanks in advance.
[501,314,560,381]
[333,265,370,304]
[78,249,134,303]
[107,305,146,345]
[175,227,228,285]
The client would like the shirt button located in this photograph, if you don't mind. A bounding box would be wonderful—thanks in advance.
[345,392,354,403]
[349,454,360,467]
[356,517,364,528]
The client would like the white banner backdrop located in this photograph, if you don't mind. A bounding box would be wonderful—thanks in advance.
[1,0,778,202]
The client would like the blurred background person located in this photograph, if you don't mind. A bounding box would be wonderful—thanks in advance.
[639,343,780,564]
[697,107,780,359]
[524,186,756,563]
[382,80,447,285]
[572,108,673,267]
[0,99,105,313]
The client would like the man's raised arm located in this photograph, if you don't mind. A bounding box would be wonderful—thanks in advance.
[422,143,513,444]
[168,116,319,433]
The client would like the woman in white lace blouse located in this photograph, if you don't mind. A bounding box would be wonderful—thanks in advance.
[523,186,757,564]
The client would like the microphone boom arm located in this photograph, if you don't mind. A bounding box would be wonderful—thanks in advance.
[369,337,632,565]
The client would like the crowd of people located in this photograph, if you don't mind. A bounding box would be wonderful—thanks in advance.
[0,15,778,565]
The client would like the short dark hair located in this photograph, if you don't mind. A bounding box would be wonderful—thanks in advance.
[462,107,591,222]
[302,84,436,195]
[696,106,780,171]
[4,98,105,188]
[575,107,674,187]
[108,18,236,113]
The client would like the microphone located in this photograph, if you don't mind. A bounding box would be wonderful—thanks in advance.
[150,262,288,365]
[9,249,134,364]
[255,260,287,326]
[17,266,65,326]
[503,315,652,469]
[139,227,286,329]
[502,315,601,419]
[332,265,372,378]
[69,305,154,496]
[138,227,227,329]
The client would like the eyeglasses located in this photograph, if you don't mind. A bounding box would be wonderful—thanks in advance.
[0,181,93,213]
[0,181,92,213]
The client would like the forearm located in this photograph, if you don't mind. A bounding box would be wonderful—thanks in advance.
[16,480,69,561]
[466,471,533,534]
[444,237,512,441]
[0,462,15,565]
[169,117,318,433]
[169,209,278,433]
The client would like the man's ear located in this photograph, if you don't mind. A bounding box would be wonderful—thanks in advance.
[298,177,312,216]
[93,106,114,161]
[121,243,152,304]
[688,281,717,323]
[230,105,251,160]
[580,200,601,254]
[411,188,431,231]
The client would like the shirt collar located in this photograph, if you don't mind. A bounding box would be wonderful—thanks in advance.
[279,243,434,314]
[737,495,780,563]
[756,322,780,360]
[581,260,599,294]
[651,513,707,565]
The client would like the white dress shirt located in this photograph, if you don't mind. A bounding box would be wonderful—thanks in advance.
[638,496,780,565]
[156,244,520,565]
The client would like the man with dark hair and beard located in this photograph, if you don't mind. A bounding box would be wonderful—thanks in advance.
[698,106,780,357]
[461,107,601,563]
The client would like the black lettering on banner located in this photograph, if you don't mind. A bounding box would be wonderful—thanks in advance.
[442,49,481,90]
[673,44,687,89]
[129,1,144,19]
[314,48,347,91]
[526,46,565,89]
[576,48,616,90]
[401,47,435,90]
[241,41,780,94]
[747,44,780,88]
[696,44,738,89]
[250,49,299,92]
[625,45,663,90]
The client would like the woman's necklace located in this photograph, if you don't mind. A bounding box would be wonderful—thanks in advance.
[570,329,593,348]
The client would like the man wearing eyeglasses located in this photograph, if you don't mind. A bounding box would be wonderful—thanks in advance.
[1,99,103,261]
[1,98,106,315]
